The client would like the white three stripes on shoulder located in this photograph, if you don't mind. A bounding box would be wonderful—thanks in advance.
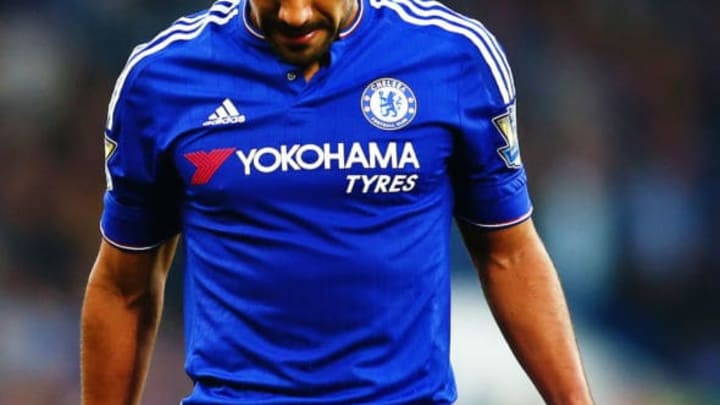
[106,0,240,131]
[127,0,237,64]
[369,0,515,104]
[408,0,515,95]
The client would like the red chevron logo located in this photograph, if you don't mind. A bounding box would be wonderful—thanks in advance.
[184,148,236,185]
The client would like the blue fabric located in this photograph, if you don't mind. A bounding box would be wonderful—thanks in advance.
[100,0,532,403]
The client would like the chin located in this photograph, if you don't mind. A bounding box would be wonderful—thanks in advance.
[276,48,325,67]
[271,36,334,67]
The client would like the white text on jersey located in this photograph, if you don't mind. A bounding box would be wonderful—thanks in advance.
[235,142,420,175]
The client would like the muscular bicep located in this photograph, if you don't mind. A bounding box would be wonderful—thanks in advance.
[88,236,179,302]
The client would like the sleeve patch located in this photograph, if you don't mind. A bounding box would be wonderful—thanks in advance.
[104,135,118,190]
[492,104,522,169]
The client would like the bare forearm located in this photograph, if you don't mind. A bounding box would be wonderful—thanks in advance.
[460,220,592,405]
[80,275,164,405]
[479,232,592,405]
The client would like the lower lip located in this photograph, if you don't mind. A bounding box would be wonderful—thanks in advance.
[278,30,319,46]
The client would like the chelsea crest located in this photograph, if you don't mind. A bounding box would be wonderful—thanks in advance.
[361,78,417,131]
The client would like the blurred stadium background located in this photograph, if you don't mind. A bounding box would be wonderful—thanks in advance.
[1,0,718,404]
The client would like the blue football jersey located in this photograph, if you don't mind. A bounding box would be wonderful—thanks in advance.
[101,0,532,403]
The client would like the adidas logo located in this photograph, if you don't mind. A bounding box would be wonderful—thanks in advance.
[203,98,246,127]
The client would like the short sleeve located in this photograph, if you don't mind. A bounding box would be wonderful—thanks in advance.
[100,68,181,250]
[452,45,533,229]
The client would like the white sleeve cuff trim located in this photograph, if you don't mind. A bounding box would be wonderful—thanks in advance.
[456,206,533,229]
[99,222,164,252]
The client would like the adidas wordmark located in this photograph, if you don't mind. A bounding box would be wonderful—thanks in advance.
[203,98,246,126]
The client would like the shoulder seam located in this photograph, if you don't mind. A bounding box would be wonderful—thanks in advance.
[369,0,515,104]
[106,0,240,131]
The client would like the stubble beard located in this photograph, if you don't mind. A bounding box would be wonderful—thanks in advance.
[262,0,355,68]
[268,27,339,67]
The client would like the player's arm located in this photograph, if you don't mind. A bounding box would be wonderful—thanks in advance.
[81,236,179,405]
[458,218,593,405]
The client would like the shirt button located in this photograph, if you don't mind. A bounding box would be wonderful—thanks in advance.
[287,72,297,81]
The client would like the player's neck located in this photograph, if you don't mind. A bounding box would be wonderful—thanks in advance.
[304,62,321,82]
[340,0,360,32]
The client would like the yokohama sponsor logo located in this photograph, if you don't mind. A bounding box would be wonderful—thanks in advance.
[183,142,421,193]
[184,148,235,185]
[235,141,419,175]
